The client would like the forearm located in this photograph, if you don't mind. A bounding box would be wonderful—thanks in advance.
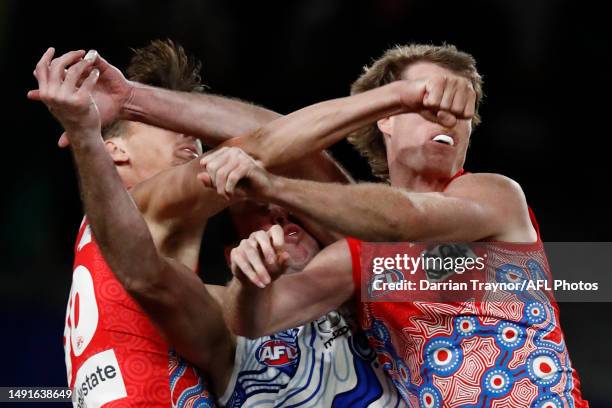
[70,132,159,288]
[234,81,406,168]
[125,83,353,184]
[262,177,419,241]
[224,278,273,338]
[123,82,280,146]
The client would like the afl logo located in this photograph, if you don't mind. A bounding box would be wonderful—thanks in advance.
[256,340,299,367]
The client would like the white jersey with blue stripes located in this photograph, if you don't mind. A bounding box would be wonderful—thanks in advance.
[219,311,406,408]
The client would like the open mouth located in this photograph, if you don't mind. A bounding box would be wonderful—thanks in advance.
[177,145,199,159]
[431,134,454,146]
[283,224,302,244]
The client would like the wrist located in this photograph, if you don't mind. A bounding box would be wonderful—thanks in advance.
[258,173,283,200]
[392,80,413,111]
[67,129,104,151]
[120,80,140,121]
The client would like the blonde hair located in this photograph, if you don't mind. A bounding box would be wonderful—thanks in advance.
[348,44,484,180]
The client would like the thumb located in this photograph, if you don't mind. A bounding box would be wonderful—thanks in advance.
[92,52,114,73]
[58,132,70,148]
[27,89,41,101]
[197,172,213,188]
[436,111,457,128]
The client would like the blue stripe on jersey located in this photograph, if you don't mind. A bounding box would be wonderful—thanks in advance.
[274,323,319,407]
[331,352,383,407]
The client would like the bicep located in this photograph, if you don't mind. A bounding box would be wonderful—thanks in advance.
[406,174,532,242]
[263,240,354,334]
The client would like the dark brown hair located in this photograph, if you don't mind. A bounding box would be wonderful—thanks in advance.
[103,39,205,139]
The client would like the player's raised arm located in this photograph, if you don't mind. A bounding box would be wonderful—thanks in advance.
[228,74,475,169]
[223,227,353,338]
[29,41,350,185]
[33,49,233,395]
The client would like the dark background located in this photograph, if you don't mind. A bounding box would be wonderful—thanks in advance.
[1,0,610,406]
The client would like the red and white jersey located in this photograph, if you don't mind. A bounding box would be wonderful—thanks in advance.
[63,217,214,407]
[346,174,588,407]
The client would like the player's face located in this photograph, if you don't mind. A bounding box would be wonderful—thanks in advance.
[230,202,320,272]
[382,62,473,179]
[121,122,202,183]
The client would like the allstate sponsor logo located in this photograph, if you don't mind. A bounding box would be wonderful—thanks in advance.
[73,349,127,408]
[256,339,299,367]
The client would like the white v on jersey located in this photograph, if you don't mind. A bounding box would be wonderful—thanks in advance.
[219,311,406,408]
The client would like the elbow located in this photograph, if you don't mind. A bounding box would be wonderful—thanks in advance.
[367,214,408,241]
[225,314,266,339]
[122,265,167,303]
[373,211,423,242]
[123,276,158,300]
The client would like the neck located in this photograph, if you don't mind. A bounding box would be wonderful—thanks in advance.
[388,164,458,192]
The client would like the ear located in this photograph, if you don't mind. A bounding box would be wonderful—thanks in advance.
[377,116,393,137]
[104,138,130,165]
[377,116,394,146]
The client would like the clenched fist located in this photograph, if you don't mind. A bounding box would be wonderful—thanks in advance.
[230,225,290,288]
[198,146,273,199]
[399,74,476,128]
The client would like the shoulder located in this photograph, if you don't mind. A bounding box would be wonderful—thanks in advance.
[446,172,528,207]
[448,172,536,242]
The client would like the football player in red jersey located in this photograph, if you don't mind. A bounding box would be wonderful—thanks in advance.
[30,41,422,406]
[205,44,589,407]
[30,41,349,406]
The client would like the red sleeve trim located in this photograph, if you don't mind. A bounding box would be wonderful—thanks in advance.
[527,206,542,241]
[345,237,362,296]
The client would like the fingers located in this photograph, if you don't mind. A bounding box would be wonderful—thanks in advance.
[436,110,457,128]
[197,171,213,188]
[58,132,70,148]
[226,163,249,195]
[231,249,266,288]
[27,89,41,100]
[48,50,85,93]
[91,52,113,74]
[76,69,100,97]
[229,225,290,288]
[251,230,277,265]
[63,60,95,92]
[200,147,258,198]
[464,88,476,119]
[423,76,446,109]
[199,147,227,190]
[33,47,55,90]
[213,160,240,199]
[450,81,468,117]
[268,225,285,249]
[421,75,477,123]
[438,77,458,112]
[242,241,272,285]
